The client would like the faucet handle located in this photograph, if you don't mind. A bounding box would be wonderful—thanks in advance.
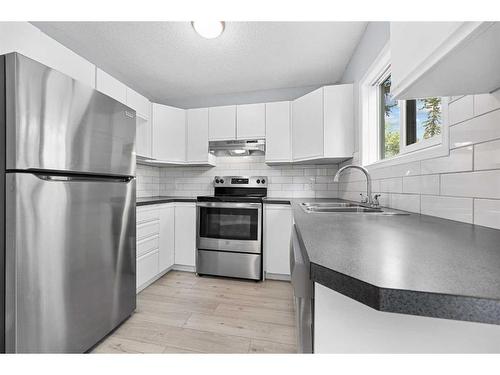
[372,194,381,207]
[359,193,369,204]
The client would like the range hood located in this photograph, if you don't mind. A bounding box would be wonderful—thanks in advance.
[209,139,265,157]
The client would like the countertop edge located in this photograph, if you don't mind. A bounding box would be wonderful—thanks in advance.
[136,197,197,206]
[310,261,500,325]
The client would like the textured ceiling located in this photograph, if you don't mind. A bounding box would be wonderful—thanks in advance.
[32,22,367,104]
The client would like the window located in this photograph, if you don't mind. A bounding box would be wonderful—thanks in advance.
[360,43,449,167]
[379,75,400,159]
[405,98,442,145]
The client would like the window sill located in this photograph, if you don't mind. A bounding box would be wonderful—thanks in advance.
[363,140,448,169]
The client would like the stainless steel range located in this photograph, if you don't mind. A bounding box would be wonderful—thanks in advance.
[196,176,268,281]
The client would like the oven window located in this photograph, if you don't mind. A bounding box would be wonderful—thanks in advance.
[199,207,258,241]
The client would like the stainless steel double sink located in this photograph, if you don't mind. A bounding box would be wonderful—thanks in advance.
[300,202,409,215]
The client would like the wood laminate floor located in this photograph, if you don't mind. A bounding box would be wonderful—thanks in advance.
[92,271,297,354]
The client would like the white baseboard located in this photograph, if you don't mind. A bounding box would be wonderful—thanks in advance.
[172,264,196,273]
[136,266,173,294]
[265,272,291,281]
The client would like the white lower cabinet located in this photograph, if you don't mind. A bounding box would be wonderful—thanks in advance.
[136,202,196,292]
[174,203,197,268]
[264,204,293,278]
[136,250,159,289]
[159,204,175,272]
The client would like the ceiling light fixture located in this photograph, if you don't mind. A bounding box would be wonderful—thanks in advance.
[192,21,225,39]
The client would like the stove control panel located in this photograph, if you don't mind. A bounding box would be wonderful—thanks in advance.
[213,176,268,188]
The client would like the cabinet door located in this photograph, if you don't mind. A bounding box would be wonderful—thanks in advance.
[152,104,186,162]
[159,204,175,272]
[323,84,354,158]
[126,87,150,119]
[187,108,210,163]
[209,105,236,141]
[292,87,324,161]
[174,203,196,267]
[136,115,152,158]
[265,101,291,163]
[128,90,151,158]
[264,205,293,276]
[96,68,127,104]
[236,103,265,139]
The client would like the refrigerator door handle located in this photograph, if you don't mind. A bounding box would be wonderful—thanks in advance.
[34,174,134,183]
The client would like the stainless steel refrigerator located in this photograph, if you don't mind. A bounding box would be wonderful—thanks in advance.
[0,53,137,353]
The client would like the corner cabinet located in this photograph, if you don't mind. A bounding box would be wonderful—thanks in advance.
[292,84,354,163]
[390,22,500,99]
[136,202,197,292]
[152,103,186,163]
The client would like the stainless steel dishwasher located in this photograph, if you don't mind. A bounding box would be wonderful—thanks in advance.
[290,225,313,353]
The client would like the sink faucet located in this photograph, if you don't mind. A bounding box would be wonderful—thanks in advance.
[333,165,375,207]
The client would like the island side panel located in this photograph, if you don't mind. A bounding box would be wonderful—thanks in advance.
[314,283,500,353]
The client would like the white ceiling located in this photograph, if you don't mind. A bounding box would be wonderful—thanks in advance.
[32,22,367,106]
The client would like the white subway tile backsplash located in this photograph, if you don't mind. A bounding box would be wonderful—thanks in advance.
[402,175,440,195]
[441,170,500,199]
[474,199,500,230]
[474,139,500,171]
[155,156,340,198]
[390,193,421,213]
[450,109,500,149]
[421,195,473,223]
[402,175,420,193]
[448,95,474,125]
[379,177,403,193]
[474,92,500,116]
[420,147,473,174]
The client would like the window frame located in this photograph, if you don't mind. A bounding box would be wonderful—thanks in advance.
[359,42,449,168]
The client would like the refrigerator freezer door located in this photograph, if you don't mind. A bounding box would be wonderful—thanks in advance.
[5,172,136,353]
[4,53,136,176]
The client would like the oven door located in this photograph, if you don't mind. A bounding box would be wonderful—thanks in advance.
[197,202,262,254]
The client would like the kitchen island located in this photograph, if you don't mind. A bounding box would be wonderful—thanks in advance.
[269,198,500,353]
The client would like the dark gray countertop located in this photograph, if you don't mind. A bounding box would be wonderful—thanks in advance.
[136,196,197,206]
[286,198,500,324]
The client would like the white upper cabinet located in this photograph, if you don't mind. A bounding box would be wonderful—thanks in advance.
[391,22,500,99]
[292,87,326,161]
[96,68,127,104]
[152,103,186,162]
[236,103,266,139]
[186,108,215,165]
[292,85,353,163]
[126,87,150,119]
[0,22,95,88]
[265,101,291,163]
[126,88,152,159]
[208,105,236,141]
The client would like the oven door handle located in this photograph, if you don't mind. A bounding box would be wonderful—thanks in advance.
[196,201,262,209]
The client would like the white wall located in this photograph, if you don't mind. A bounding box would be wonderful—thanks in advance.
[158,156,339,199]
[340,22,390,153]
